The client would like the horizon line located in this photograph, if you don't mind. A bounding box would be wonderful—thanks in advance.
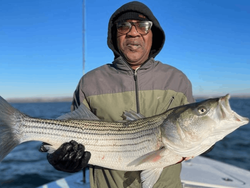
[4,94,250,103]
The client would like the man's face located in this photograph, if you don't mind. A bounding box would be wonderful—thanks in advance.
[117,20,153,69]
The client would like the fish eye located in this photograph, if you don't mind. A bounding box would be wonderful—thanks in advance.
[197,106,207,115]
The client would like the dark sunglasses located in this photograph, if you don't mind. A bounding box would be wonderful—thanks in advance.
[116,21,153,35]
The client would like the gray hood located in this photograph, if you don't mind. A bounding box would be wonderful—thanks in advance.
[107,1,165,59]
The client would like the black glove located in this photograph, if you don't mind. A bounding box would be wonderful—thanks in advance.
[39,140,91,173]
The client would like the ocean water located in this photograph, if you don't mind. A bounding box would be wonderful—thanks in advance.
[0,98,250,188]
[0,102,73,188]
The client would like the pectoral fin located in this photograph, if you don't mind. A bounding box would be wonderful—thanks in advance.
[57,104,99,120]
[141,168,163,188]
[127,147,166,167]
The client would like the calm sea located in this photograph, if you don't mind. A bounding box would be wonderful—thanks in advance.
[0,98,250,188]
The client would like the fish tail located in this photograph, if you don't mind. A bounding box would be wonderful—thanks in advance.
[0,96,22,162]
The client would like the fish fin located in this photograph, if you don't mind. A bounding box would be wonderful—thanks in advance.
[128,147,166,167]
[57,104,99,120]
[0,96,22,162]
[141,168,163,188]
[122,110,145,121]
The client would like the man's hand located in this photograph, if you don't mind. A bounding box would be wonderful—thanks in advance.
[177,156,194,163]
[39,140,91,173]
[176,145,215,164]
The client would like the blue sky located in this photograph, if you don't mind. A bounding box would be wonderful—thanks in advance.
[0,0,249,99]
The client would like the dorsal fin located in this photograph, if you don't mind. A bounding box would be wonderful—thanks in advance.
[57,104,99,120]
[122,110,145,121]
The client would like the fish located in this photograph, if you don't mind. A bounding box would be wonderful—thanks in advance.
[0,94,248,188]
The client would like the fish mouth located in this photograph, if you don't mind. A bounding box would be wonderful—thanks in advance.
[219,94,249,124]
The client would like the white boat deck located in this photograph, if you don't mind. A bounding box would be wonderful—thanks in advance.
[181,156,250,188]
[38,156,250,188]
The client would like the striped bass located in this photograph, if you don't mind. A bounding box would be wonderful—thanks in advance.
[0,94,248,188]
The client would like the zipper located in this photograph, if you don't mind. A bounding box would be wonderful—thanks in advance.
[133,67,175,114]
[134,67,140,113]
[166,96,175,110]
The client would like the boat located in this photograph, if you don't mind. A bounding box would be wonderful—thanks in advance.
[38,155,250,188]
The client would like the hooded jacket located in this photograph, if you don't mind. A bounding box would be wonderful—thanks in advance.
[71,1,194,188]
[108,1,165,59]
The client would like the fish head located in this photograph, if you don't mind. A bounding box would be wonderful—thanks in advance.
[161,94,249,156]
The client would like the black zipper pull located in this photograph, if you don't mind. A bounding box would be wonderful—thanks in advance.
[134,73,137,81]
[133,68,138,81]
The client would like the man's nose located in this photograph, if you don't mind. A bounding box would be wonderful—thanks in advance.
[127,25,140,37]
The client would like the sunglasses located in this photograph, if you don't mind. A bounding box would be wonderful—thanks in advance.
[116,21,153,35]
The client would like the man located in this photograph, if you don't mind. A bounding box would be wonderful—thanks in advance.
[41,1,195,187]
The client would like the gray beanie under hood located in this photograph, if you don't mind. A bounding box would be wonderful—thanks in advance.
[107,1,165,59]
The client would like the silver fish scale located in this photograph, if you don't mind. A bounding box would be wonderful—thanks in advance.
[16,113,166,170]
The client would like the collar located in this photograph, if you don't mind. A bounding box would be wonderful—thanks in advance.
[112,56,155,73]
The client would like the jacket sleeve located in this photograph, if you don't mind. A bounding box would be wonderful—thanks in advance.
[185,78,195,104]
[71,77,88,111]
